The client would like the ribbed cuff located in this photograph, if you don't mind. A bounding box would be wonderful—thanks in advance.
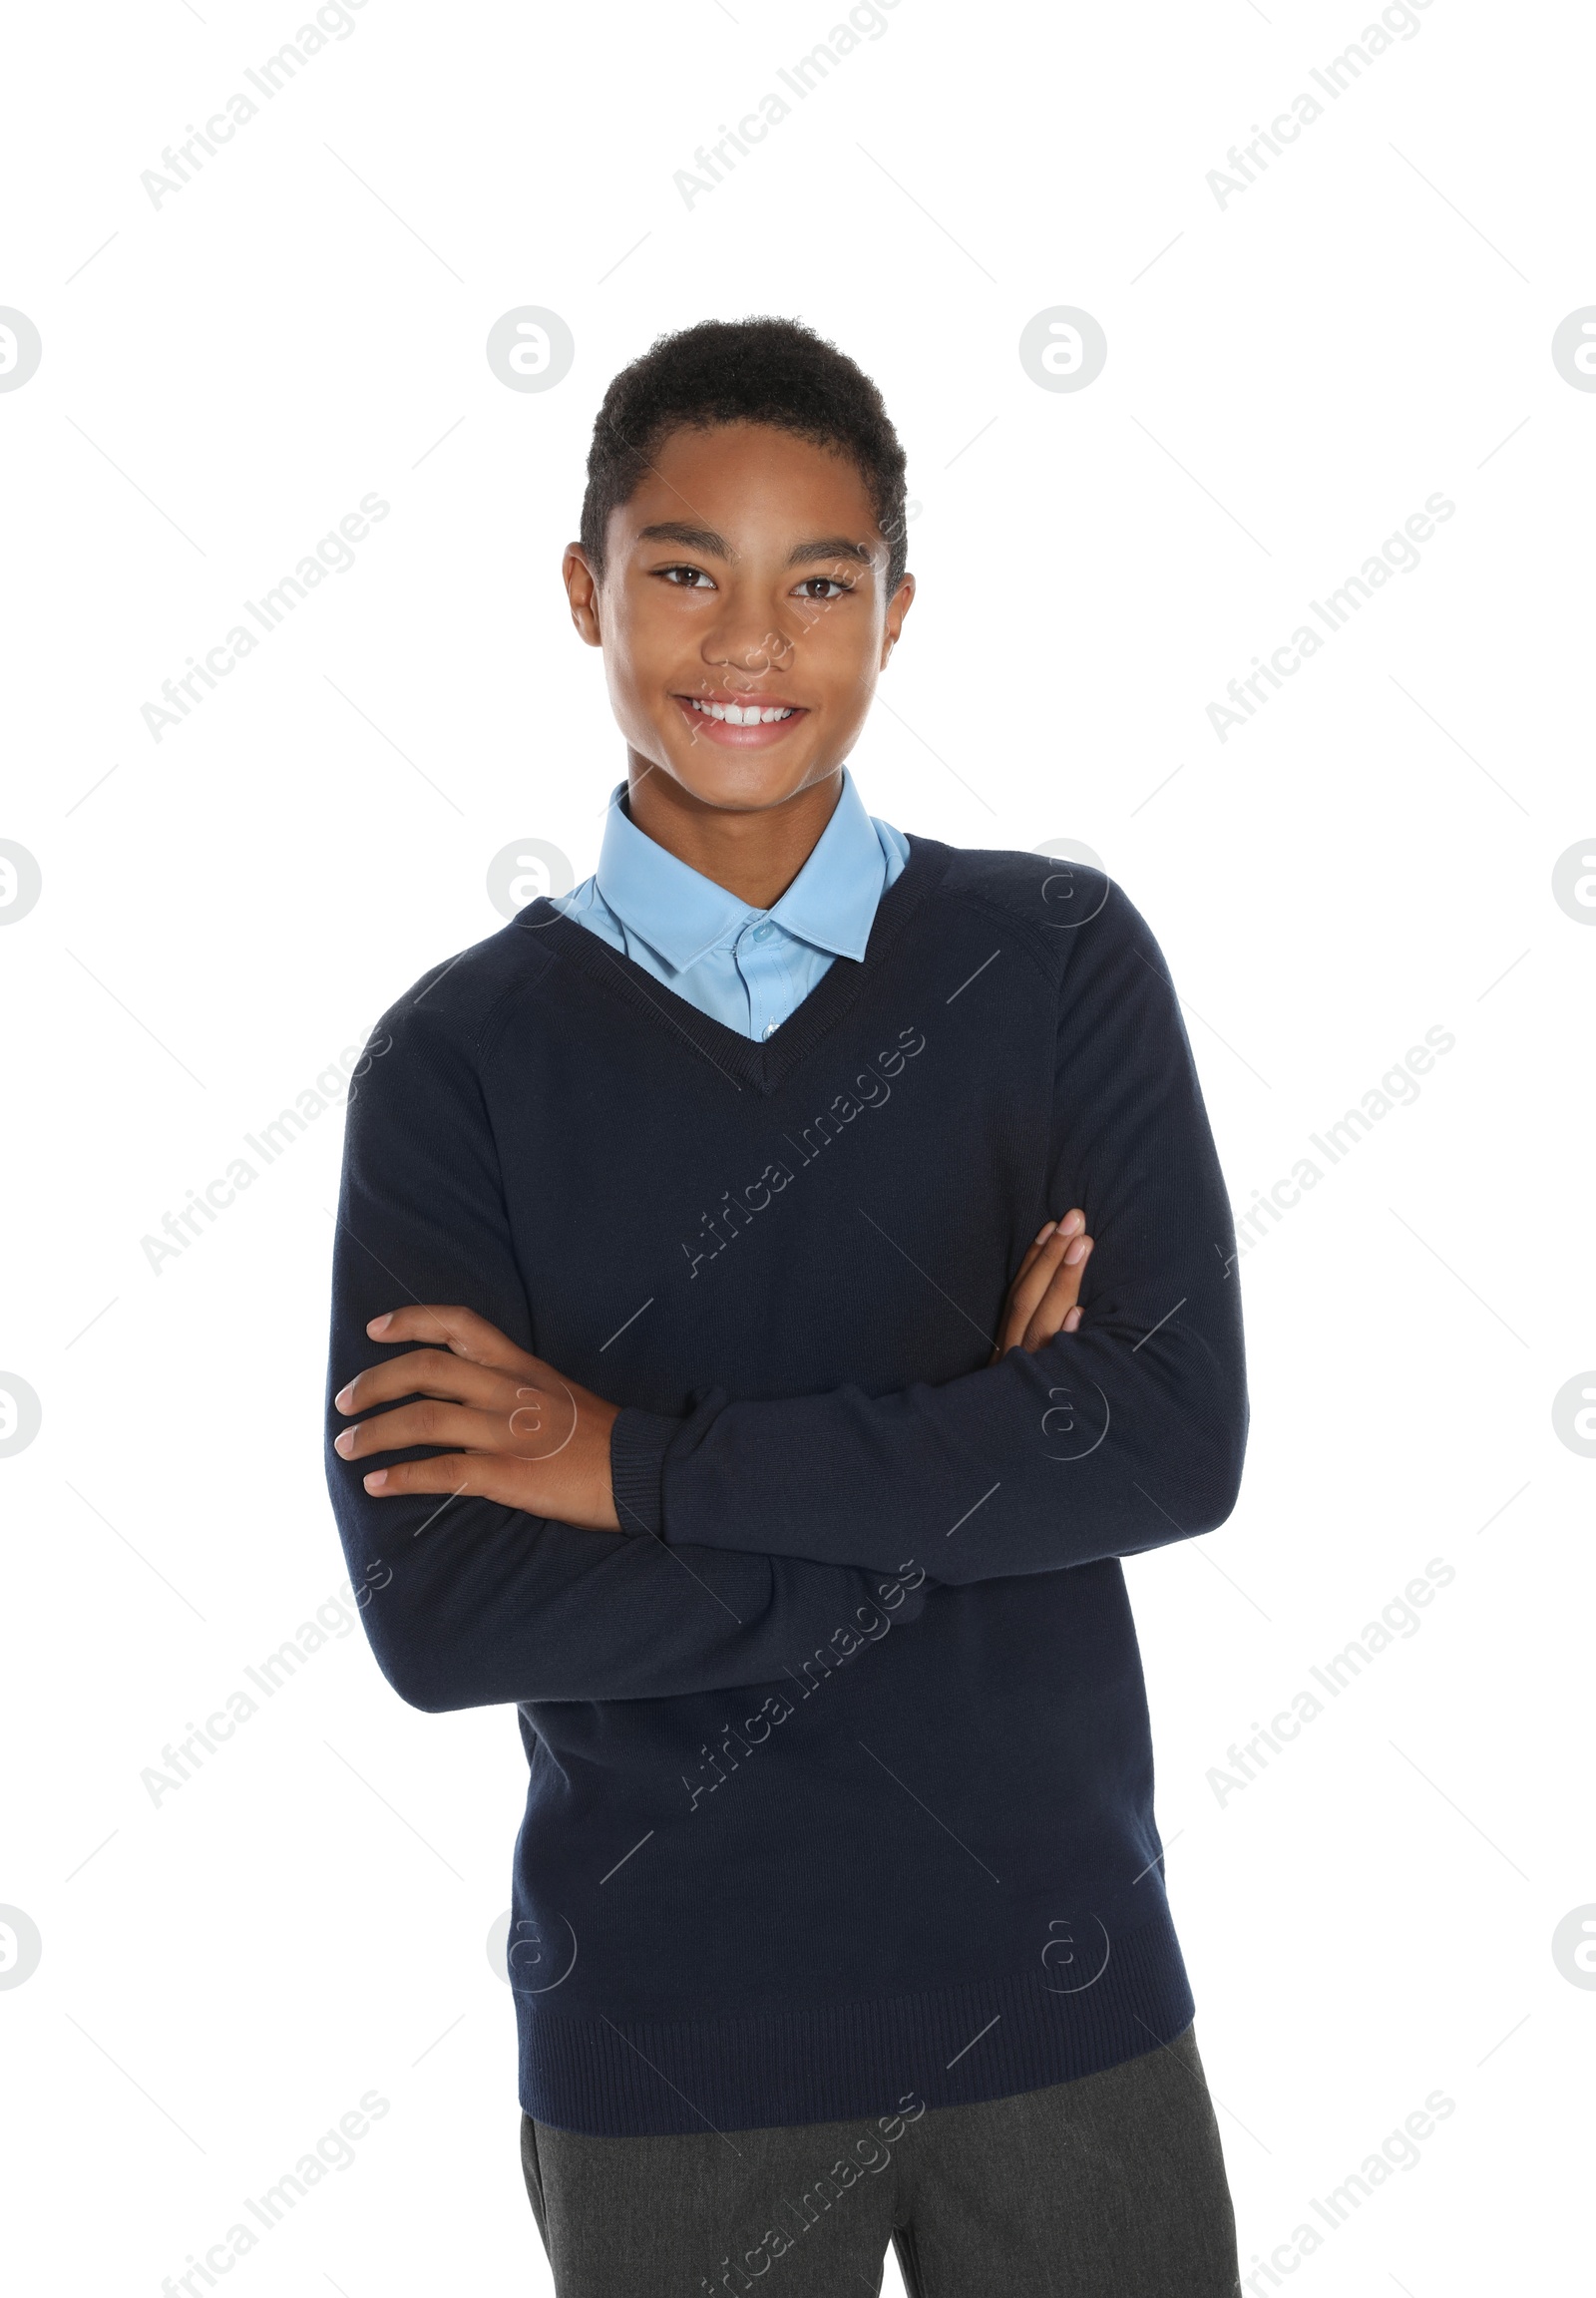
[608,1406,680,1540]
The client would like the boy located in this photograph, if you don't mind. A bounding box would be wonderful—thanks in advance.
[325,317,1248,2296]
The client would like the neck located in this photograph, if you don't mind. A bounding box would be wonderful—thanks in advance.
[622,755,844,911]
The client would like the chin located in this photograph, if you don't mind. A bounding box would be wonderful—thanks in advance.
[651,740,824,811]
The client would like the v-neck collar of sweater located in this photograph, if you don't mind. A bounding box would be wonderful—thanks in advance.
[524,833,954,1098]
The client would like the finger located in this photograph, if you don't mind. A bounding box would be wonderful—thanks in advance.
[359,1452,520,1506]
[1011,1218,1062,1285]
[334,1348,520,1418]
[997,1231,1093,1357]
[1018,1210,1084,1280]
[998,1214,1085,1351]
[366,1304,543,1377]
[1021,1236,1094,1349]
[1024,1235,1094,1347]
[990,1226,1061,1350]
[334,1398,510,1461]
[998,1225,1070,1341]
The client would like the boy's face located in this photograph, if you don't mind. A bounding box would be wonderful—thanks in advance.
[564,421,914,812]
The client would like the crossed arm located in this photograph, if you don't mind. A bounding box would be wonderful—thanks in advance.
[322,1007,1101,1712]
[324,880,1246,1705]
[330,1214,1096,1536]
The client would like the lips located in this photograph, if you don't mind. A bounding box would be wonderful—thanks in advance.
[673,693,809,747]
[688,695,796,725]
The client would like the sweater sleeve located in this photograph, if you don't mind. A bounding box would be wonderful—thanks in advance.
[324,988,931,1713]
[609,879,1249,1588]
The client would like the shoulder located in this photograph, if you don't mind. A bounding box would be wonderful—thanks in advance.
[362,909,570,1070]
[911,835,1148,972]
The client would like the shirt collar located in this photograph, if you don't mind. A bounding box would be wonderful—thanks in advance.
[591,766,889,975]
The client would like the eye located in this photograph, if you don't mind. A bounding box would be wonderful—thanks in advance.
[793,575,854,600]
[655,563,716,588]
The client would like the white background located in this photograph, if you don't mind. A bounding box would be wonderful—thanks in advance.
[2,0,1591,2291]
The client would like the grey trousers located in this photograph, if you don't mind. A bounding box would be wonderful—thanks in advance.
[520,2023,1241,2297]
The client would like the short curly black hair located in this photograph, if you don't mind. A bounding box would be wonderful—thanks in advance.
[580,316,911,593]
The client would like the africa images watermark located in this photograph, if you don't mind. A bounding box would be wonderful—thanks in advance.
[1222,1022,1455,1268]
[678,1025,929,1282]
[160,2088,390,2296]
[140,0,380,210]
[141,493,390,743]
[696,2094,927,2295]
[140,1567,390,1808]
[1239,2089,1455,2294]
[682,1560,927,1811]
[1205,0,1443,211]
[1206,1554,1456,1808]
[139,1031,393,1276]
[672,0,908,207]
[1207,493,1455,743]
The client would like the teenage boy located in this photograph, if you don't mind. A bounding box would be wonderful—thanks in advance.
[325,317,1249,2297]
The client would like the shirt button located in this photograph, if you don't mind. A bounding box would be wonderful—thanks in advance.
[763,1018,778,1037]
[751,922,774,943]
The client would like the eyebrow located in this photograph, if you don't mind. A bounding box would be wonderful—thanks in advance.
[635,522,876,571]
[783,536,875,570]
[636,521,729,556]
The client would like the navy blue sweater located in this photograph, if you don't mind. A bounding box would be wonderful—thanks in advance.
[323,837,1248,2136]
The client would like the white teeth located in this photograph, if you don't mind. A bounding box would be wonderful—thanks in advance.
[691,698,795,724]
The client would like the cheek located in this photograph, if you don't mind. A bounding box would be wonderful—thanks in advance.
[796,608,887,703]
[607,590,709,703]
[599,611,670,724]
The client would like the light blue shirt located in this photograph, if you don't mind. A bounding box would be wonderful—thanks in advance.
[556,767,910,1041]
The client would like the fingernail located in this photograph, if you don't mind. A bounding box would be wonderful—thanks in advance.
[1035,1222,1056,1242]
[334,1427,358,1457]
[367,1314,392,1337]
[334,1384,354,1412]
[1060,1210,1083,1235]
[363,1469,388,1491]
[1065,1239,1085,1264]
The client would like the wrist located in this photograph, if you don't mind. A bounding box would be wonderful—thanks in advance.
[608,1405,680,1540]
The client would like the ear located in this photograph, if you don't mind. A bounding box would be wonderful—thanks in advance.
[563,545,603,647]
[880,572,915,667]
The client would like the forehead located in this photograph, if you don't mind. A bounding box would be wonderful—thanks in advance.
[613,421,879,541]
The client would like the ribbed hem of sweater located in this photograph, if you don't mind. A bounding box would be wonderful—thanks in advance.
[608,1406,677,1538]
[517,1906,1194,2136]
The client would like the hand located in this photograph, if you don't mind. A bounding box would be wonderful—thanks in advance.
[332,1305,621,1532]
[991,1210,1094,1362]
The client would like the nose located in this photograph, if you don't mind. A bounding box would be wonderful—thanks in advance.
[701,600,795,682]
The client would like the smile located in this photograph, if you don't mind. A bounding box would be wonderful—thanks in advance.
[688,698,796,724]
[672,693,809,747]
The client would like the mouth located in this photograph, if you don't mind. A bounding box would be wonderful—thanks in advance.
[673,692,810,747]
